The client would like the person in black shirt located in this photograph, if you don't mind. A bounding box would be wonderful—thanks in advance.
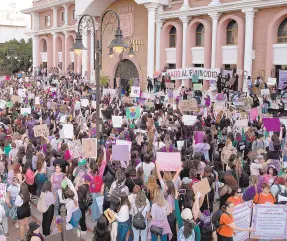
[53,150,68,173]
[125,165,143,193]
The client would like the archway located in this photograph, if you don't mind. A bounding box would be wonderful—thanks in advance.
[38,36,52,69]
[55,35,64,69]
[115,59,139,89]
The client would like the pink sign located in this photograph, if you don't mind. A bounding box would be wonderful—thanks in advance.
[250,108,258,121]
[262,118,280,132]
[194,131,205,144]
[112,145,129,162]
[156,152,181,171]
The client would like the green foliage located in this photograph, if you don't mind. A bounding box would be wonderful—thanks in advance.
[100,76,109,87]
[0,38,32,74]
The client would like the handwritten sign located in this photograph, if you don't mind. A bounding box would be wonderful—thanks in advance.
[130,86,141,98]
[178,99,198,112]
[103,88,117,97]
[251,205,287,240]
[192,178,211,196]
[35,96,40,105]
[0,183,6,203]
[156,152,181,171]
[112,144,129,162]
[11,95,21,103]
[267,77,276,86]
[112,116,123,128]
[33,124,49,137]
[177,141,185,151]
[166,82,175,89]
[67,140,82,158]
[193,84,203,91]
[182,115,197,126]
[81,99,89,107]
[261,89,270,96]
[0,100,7,109]
[146,102,155,108]
[21,108,31,115]
[234,119,248,128]
[62,124,74,139]
[60,105,67,114]
[233,201,252,241]
[82,138,97,158]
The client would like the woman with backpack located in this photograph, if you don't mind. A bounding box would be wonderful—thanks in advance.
[177,208,198,241]
[65,189,82,228]
[216,201,254,241]
[131,190,150,241]
[34,153,47,196]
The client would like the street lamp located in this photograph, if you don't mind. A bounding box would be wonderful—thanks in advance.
[70,10,129,147]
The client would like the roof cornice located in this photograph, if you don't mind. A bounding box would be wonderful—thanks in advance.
[20,0,74,14]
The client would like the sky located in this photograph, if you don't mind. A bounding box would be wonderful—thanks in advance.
[0,0,32,12]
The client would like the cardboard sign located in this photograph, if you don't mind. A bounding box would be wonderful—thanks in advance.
[233,201,253,241]
[60,105,67,114]
[67,140,82,158]
[82,138,97,158]
[104,208,116,223]
[146,102,155,108]
[156,152,181,171]
[234,119,248,128]
[112,144,129,162]
[81,99,89,107]
[0,183,6,203]
[166,82,175,89]
[178,99,198,112]
[21,108,31,115]
[33,124,49,137]
[0,100,7,109]
[11,95,21,103]
[112,116,123,128]
[62,124,74,139]
[130,86,141,98]
[192,178,211,196]
[251,205,287,240]
[262,118,281,132]
[182,115,197,126]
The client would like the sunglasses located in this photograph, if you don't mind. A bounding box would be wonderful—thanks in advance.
[236,191,242,194]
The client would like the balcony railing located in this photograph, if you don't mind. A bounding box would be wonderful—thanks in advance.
[32,0,57,7]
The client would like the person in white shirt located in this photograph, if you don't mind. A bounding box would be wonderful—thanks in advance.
[65,190,82,228]
[250,155,267,176]
[136,154,155,183]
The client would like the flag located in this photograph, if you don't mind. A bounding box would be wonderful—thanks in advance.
[126,107,140,119]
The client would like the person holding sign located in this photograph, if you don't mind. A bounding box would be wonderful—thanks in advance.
[253,182,276,204]
[216,201,254,241]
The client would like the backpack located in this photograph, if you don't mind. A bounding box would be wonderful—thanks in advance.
[239,170,249,188]
[90,175,103,193]
[198,211,214,239]
[83,189,93,210]
[133,204,147,230]
[37,192,48,213]
[275,185,287,204]
[110,183,125,206]
[211,209,230,232]
[25,168,35,185]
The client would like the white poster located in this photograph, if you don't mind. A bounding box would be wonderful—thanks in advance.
[130,86,141,98]
[35,97,40,105]
[182,115,197,126]
[177,141,185,151]
[62,124,74,139]
[103,88,117,97]
[0,183,6,203]
[261,89,270,96]
[81,99,89,107]
[233,201,252,241]
[91,101,97,109]
[0,100,7,109]
[167,67,220,81]
[17,88,26,97]
[279,70,287,89]
[21,108,31,115]
[112,116,123,128]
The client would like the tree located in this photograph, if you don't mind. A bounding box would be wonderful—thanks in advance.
[0,38,32,74]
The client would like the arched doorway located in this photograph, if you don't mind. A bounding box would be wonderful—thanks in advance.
[115,59,139,90]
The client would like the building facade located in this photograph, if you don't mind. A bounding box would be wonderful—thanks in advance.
[22,0,287,90]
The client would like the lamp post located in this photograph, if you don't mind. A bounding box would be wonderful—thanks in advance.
[109,37,135,98]
[71,10,130,146]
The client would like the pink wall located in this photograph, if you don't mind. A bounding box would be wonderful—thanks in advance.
[161,20,183,87]
[39,10,53,30]
[68,4,77,26]
[216,12,245,89]
[38,35,53,69]
[58,7,65,27]
[55,35,64,68]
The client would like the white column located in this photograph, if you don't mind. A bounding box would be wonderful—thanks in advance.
[180,17,190,87]
[52,33,57,67]
[180,0,190,9]
[52,7,58,28]
[155,19,163,71]
[209,13,220,69]
[63,4,70,27]
[145,3,158,79]
[64,31,69,72]
[31,12,39,31]
[82,32,88,78]
[243,8,256,90]
[32,35,39,68]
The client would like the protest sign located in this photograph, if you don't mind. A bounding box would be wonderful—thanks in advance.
[11,95,21,103]
[116,140,132,153]
[251,205,287,240]
[141,92,151,99]
[130,86,141,98]
[182,115,197,126]
[62,124,74,139]
[250,108,258,121]
[261,89,270,96]
[166,123,181,128]
[17,88,26,97]
[6,101,13,108]
[214,102,226,111]
[194,131,205,144]
[262,117,281,132]
[146,102,155,109]
[82,138,97,158]
[167,67,220,81]
[35,97,40,105]
[177,141,185,151]
[193,84,203,91]
[104,209,116,223]
[60,105,67,114]
[91,101,97,109]
[112,116,123,128]
[192,178,211,196]
[103,88,117,97]
[0,183,6,203]
[33,124,49,137]
[156,152,181,171]
[67,140,82,158]
[21,108,31,115]
[81,99,89,107]
[126,107,140,119]
[0,100,6,109]
[60,115,67,123]
[178,99,198,112]
[279,70,287,89]
[112,145,129,162]
[280,118,287,127]
[233,201,253,241]
[234,119,248,128]
[267,77,277,86]
[166,82,175,89]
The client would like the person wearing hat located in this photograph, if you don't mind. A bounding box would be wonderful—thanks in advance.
[177,208,197,241]
[92,214,111,241]
[51,215,73,235]
[26,221,44,241]
[253,182,276,204]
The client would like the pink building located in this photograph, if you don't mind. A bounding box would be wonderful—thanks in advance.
[21,0,287,90]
